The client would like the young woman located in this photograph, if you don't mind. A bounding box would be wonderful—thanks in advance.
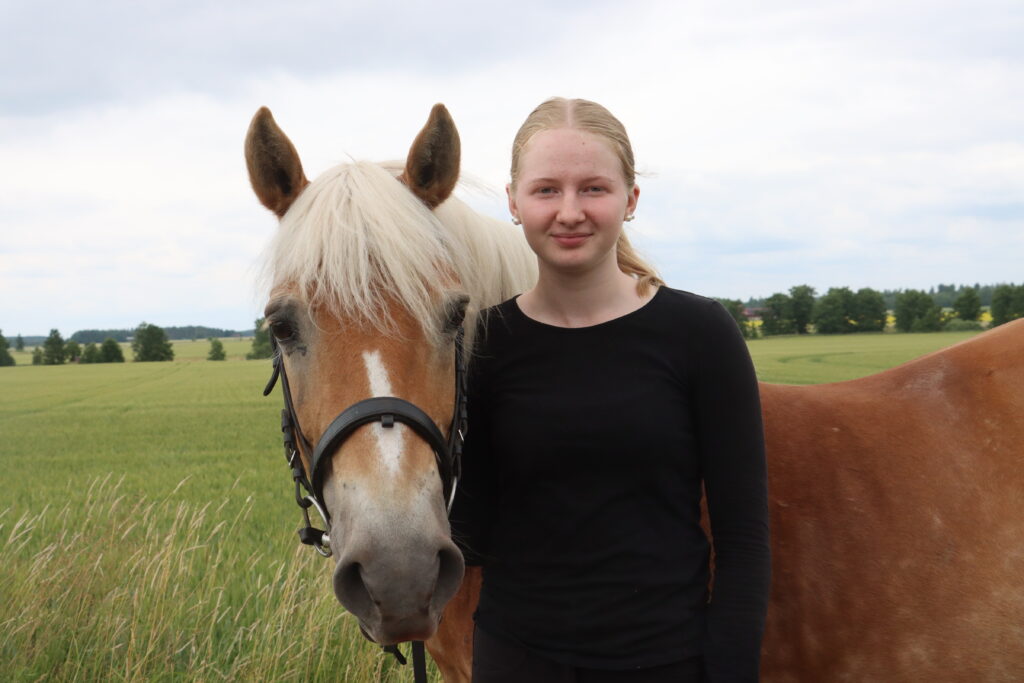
[450,98,771,682]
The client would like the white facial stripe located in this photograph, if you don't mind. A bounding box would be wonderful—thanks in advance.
[362,350,404,475]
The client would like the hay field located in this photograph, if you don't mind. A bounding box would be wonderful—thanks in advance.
[0,330,982,681]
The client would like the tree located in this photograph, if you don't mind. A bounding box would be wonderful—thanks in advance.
[43,329,67,365]
[990,284,1024,327]
[32,347,43,365]
[132,322,174,362]
[64,340,82,363]
[81,342,100,363]
[789,285,816,334]
[100,337,125,363]
[953,288,982,322]
[207,337,226,361]
[0,330,14,367]
[15,334,24,352]
[911,307,943,332]
[247,317,273,360]
[895,290,941,332]
[852,288,887,332]
[760,293,794,336]
[813,287,856,334]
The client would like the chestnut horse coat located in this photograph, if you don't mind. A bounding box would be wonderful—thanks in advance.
[431,319,1024,682]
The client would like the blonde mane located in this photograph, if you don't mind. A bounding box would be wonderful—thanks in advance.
[262,160,535,347]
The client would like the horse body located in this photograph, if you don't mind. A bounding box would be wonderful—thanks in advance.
[760,318,1024,681]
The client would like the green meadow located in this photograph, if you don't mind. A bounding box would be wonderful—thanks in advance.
[746,330,981,385]
[0,330,982,681]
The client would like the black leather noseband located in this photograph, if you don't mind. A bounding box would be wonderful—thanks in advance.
[310,396,456,502]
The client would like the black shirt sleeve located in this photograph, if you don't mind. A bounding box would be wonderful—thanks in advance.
[695,300,771,681]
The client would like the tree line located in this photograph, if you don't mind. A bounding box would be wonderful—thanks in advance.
[746,282,1015,311]
[720,283,1024,337]
[6,284,1022,366]
[2,319,276,367]
[69,325,250,344]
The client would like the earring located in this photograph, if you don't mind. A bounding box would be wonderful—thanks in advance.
[624,214,635,222]
[512,217,521,225]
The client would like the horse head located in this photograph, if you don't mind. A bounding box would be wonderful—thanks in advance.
[245,104,508,645]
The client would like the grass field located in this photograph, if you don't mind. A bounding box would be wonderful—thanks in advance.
[0,330,983,681]
[746,330,981,384]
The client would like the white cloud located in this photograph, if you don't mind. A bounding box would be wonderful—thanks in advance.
[2,0,1022,334]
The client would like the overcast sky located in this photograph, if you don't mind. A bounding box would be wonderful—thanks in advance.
[2,0,1022,336]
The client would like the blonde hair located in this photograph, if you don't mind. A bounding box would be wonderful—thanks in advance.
[510,97,664,294]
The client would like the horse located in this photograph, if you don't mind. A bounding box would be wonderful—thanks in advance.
[247,104,1024,681]
[245,103,535,679]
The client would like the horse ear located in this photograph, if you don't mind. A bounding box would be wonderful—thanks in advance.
[402,103,461,208]
[245,107,309,218]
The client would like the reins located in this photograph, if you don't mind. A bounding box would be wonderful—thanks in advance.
[263,325,468,681]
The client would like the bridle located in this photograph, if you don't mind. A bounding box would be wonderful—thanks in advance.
[262,324,468,681]
[263,325,467,555]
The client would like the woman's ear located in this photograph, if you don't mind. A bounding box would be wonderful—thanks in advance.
[627,183,640,217]
[506,183,519,223]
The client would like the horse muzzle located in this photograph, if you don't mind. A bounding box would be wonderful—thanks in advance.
[332,534,465,644]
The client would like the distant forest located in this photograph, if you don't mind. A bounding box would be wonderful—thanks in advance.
[67,326,254,345]
[744,282,1009,310]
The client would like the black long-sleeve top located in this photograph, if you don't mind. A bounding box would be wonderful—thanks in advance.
[449,287,770,681]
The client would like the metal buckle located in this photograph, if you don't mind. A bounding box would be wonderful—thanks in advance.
[301,495,333,557]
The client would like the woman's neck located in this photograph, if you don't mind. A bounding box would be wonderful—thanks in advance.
[518,262,656,328]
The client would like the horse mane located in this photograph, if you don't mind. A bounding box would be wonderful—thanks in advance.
[262,160,535,348]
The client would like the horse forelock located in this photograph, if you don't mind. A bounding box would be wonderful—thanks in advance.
[261,160,535,350]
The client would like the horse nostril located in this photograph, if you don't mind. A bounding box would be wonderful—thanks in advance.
[334,560,374,616]
[431,543,466,612]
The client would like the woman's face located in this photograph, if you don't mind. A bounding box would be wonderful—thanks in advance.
[508,127,639,278]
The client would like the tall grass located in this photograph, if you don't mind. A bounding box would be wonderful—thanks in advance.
[0,474,436,682]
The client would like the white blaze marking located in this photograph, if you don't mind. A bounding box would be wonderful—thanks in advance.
[362,350,404,475]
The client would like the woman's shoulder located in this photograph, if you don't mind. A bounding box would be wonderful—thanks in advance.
[650,286,732,322]
[470,296,523,353]
[476,296,521,331]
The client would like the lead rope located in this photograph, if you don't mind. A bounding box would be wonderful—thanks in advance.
[378,642,427,682]
[412,641,428,682]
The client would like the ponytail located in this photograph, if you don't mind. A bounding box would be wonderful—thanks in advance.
[616,232,664,295]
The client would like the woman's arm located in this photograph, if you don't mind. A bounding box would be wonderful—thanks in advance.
[695,300,771,682]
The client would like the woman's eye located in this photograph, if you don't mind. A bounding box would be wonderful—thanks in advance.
[584,186,605,194]
[270,320,296,341]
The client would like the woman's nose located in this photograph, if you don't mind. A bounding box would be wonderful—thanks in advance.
[556,194,584,224]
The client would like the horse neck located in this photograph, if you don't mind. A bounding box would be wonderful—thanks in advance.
[434,198,537,314]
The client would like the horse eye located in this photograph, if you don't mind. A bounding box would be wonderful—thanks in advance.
[444,294,469,332]
[270,320,296,341]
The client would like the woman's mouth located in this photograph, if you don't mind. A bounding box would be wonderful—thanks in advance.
[552,233,590,247]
